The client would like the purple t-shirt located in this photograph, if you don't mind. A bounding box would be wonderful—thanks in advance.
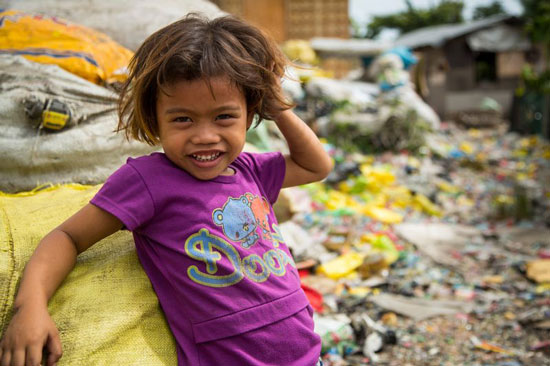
[91,152,321,366]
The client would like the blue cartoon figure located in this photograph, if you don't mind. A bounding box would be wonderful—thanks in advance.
[213,195,259,248]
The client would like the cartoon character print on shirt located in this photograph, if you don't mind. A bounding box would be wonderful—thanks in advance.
[188,196,296,287]
[245,193,272,241]
[213,195,259,248]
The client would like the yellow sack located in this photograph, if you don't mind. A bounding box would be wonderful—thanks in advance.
[0,185,176,365]
[0,9,133,84]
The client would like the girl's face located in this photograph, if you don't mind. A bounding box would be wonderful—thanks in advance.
[156,76,253,180]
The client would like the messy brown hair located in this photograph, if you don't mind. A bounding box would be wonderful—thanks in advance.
[117,13,292,145]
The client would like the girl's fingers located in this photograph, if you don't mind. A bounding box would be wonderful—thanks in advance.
[10,348,25,366]
[45,332,62,366]
[25,344,43,366]
[0,348,10,366]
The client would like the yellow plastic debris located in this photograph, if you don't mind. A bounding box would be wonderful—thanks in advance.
[483,275,504,284]
[317,252,365,279]
[382,186,412,209]
[516,172,528,181]
[504,311,516,320]
[459,142,474,155]
[380,312,398,326]
[413,194,443,217]
[363,205,403,224]
[436,180,461,195]
[512,149,528,158]
[0,185,177,365]
[371,235,399,265]
[519,136,537,149]
[325,190,363,212]
[526,259,550,283]
[457,195,475,207]
[281,39,318,65]
[364,193,387,207]
[360,165,396,192]
[347,287,372,297]
[536,283,550,294]
[468,129,481,138]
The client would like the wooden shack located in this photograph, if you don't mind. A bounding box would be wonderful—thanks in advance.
[396,15,535,120]
[212,0,349,43]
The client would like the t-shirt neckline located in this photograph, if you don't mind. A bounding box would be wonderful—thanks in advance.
[158,152,239,184]
[210,166,239,183]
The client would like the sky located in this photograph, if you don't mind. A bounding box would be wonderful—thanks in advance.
[349,0,524,39]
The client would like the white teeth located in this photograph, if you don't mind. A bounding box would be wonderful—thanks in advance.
[192,152,220,162]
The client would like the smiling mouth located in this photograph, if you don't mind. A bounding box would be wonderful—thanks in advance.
[191,152,221,162]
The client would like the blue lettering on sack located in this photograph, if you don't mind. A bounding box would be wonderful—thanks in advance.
[185,228,295,287]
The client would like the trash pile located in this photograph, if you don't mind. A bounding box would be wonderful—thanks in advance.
[284,45,440,155]
[272,121,550,365]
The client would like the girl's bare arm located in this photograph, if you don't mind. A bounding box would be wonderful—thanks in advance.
[0,204,122,366]
[275,109,333,188]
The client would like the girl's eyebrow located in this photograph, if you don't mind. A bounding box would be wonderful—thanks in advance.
[164,105,242,115]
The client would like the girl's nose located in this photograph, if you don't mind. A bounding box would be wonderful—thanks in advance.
[190,123,221,145]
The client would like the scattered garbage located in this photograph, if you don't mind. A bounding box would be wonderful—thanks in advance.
[288,122,550,365]
[274,88,549,364]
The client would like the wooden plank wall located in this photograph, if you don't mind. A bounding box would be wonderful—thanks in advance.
[213,0,349,42]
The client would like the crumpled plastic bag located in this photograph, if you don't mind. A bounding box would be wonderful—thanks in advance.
[0,9,133,84]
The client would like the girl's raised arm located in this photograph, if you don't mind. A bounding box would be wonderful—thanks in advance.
[0,204,122,366]
[275,109,333,188]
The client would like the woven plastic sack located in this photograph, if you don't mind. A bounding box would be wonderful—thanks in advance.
[0,54,159,193]
[0,9,133,84]
[0,185,177,365]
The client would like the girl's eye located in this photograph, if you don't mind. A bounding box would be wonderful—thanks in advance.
[173,116,191,123]
[216,114,234,120]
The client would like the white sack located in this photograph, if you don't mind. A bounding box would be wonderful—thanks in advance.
[0,55,158,192]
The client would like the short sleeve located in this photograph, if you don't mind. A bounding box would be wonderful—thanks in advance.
[239,152,286,204]
[90,163,155,231]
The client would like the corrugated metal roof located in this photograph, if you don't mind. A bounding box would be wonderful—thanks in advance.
[310,37,390,56]
[394,14,513,49]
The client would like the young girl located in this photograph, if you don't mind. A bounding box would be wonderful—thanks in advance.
[0,13,332,366]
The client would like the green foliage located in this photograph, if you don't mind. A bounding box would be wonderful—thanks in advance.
[365,0,464,39]
[472,1,506,20]
[520,0,550,70]
[517,65,550,95]
[521,0,550,44]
